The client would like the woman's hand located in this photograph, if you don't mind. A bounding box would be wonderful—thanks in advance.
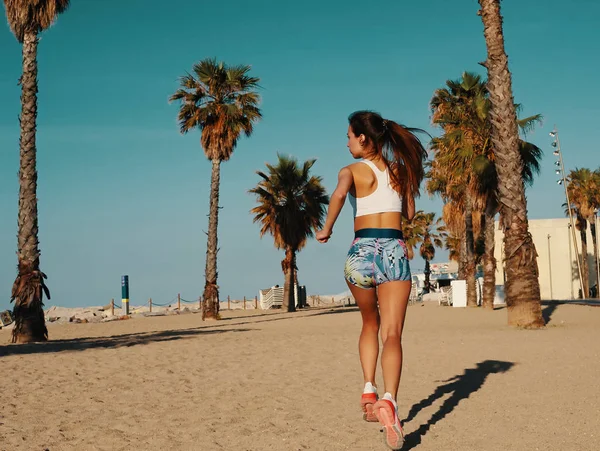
[316,228,332,243]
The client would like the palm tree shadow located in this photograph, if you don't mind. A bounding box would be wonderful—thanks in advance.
[0,306,358,357]
[400,360,515,450]
[0,327,255,357]
[541,301,560,324]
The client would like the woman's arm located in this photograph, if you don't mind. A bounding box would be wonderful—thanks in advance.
[316,167,353,243]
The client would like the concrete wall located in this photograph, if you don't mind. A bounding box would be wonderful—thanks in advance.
[494,217,599,300]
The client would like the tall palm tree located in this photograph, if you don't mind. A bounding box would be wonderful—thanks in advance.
[474,137,542,309]
[4,0,70,343]
[430,72,543,311]
[592,169,600,296]
[427,141,470,287]
[249,155,329,312]
[170,59,262,319]
[478,0,544,327]
[430,73,488,307]
[566,168,600,297]
[418,213,447,293]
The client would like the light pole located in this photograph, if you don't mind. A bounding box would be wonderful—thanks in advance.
[568,223,574,299]
[551,127,584,298]
[547,234,553,300]
[596,208,600,297]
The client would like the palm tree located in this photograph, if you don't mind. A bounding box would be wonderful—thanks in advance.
[592,169,600,296]
[4,0,70,343]
[430,73,488,307]
[249,155,328,312]
[402,211,447,292]
[566,168,600,298]
[401,210,428,261]
[474,138,542,309]
[478,0,544,327]
[418,213,447,293]
[430,72,543,311]
[170,59,262,320]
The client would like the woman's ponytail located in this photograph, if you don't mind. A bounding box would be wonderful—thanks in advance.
[348,110,428,198]
[383,121,428,198]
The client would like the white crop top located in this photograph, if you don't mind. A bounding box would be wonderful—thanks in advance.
[348,159,403,218]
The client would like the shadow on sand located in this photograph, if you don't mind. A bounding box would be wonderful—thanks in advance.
[213,306,359,328]
[219,305,359,321]
[0,306,361,357]
[541,302,560,324]
[0,326,254,357]
[400,360,515,450]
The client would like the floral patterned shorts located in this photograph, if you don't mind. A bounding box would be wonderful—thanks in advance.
[344,229,411,289]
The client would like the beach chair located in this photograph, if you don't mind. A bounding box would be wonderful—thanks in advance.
[409,282,421,305]
[439,286,453,306]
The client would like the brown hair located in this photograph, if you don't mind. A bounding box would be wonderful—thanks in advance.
[348,110,428,197]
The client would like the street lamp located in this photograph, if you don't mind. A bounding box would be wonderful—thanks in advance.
[568,223,575,299]
[552,127,584,298]
[596,208,600,297]
[547,234,553,300]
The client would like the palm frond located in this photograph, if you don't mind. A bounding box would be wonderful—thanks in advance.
[4,0,70,42]
[249,155,329,251]
[170,58,262,161]
[517,114,543,137]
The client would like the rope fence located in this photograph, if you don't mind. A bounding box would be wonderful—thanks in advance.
[224,295,259,310]
[109,294,203,315]
[106,292,353,317]
[306,295,354,307]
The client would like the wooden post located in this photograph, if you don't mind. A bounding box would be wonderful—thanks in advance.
[149,298,152,313]
[244,296,246,310]
[228,295,230,310]
[111,298,114,316]
[255,296,258,309]
[332,297,334,304]
[199,296,202,310]
[178,293,181,311]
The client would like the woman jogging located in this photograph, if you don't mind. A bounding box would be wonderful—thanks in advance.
[316,110,427,450]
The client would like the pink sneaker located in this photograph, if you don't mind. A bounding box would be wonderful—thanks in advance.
[373,399,404,450]
[360,392,379,422]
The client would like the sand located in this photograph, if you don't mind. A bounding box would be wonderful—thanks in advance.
[0,302,599,451]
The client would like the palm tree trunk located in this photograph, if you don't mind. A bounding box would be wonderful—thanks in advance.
[202,158,222,320]
[478,0,544,327]
[579,224,590,298]
[465,193,477,307]
[282,247,296,313]
[590,220,599,298]
[295,268,303,308]
[11,31,49,344]
[482,210,497,309]
[458,227,467,280]
[424,259,431,294]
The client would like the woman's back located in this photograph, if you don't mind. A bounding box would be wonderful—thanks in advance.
[348,159,404,231]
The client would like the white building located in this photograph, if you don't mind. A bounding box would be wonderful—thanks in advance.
[494,218,599,300]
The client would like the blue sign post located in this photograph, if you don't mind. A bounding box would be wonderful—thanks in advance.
[121,275,130,315]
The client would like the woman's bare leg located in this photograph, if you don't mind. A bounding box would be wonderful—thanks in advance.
[377,281,411,399]
[346,282,380,385]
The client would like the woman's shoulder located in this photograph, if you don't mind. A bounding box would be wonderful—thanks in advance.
[346,161,369,172]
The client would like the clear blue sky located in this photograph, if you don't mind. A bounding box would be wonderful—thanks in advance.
[1,0,598,310]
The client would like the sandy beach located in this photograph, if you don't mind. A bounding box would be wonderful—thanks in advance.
[1,302,599,451]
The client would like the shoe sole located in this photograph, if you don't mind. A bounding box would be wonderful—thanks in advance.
[374,402,404,450]
[362,402,378,422]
